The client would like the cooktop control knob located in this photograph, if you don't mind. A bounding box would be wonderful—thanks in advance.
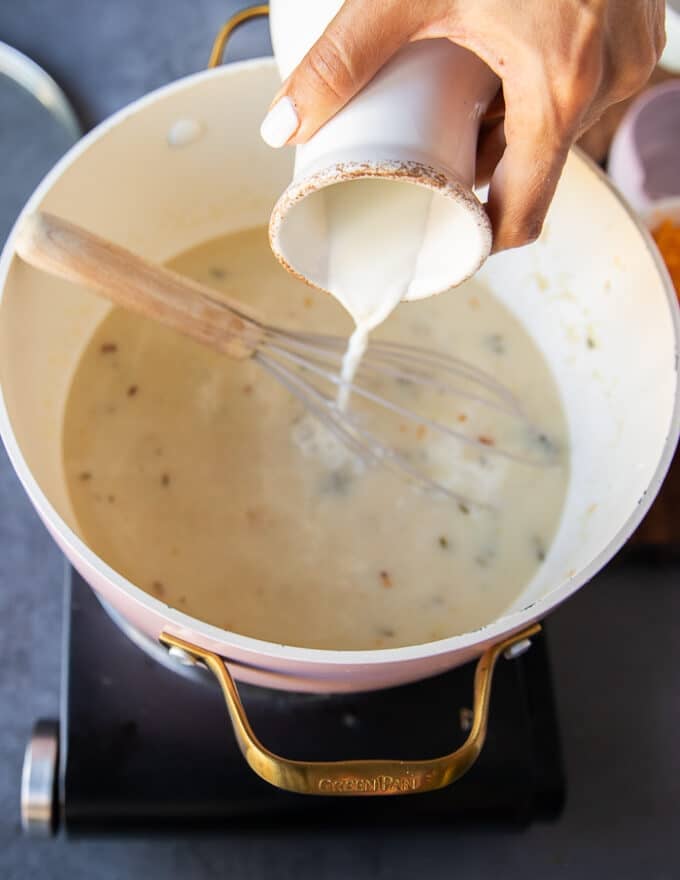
[21,720,59,836]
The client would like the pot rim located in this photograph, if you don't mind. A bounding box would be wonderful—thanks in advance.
[1,57,679,668]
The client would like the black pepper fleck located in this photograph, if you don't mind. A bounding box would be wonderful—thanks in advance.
[485,333,506,354]
[151,580,165,597]
[532,535,547,562]
[379,570,393,588]
[321,467,353,495]
[535,432,558,456]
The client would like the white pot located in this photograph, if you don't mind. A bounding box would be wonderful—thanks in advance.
[0,56,678,702]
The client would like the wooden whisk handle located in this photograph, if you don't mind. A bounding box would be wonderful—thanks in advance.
[14,212,263,359]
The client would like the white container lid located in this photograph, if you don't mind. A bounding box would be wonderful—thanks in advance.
[607,80,680,213]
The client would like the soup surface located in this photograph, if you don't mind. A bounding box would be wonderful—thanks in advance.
[63,227,569,650]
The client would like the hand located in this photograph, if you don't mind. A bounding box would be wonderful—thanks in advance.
[261,0,665,252]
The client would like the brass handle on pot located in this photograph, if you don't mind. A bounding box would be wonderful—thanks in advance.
[208,5,270,69]
[160,623,540,796]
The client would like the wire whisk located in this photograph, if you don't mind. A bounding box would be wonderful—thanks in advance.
[16,212,557,509]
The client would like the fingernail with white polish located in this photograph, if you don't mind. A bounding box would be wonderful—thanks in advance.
[260,96,300,148]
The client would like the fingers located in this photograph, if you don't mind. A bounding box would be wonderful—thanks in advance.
[260,0,418,148]
[482,31,600,252]
[475,119,506,189]
[443,1,605,252]
[486,98,570,253]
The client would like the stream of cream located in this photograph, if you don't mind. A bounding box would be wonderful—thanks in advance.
[321,180,436,408]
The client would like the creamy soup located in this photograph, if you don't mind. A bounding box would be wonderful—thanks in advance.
[62,226,569,650]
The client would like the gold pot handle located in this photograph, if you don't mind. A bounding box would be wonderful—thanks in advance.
[160,623,540,796]
[208,5,270,69]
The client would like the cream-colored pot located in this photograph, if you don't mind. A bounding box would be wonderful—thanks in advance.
[1,53,679,709]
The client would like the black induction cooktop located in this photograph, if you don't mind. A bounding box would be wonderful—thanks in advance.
[30,566,566,833]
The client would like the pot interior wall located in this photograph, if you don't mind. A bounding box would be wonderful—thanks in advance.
[478,166,678,609]
[0,61,292,531]
[0,58,677,625]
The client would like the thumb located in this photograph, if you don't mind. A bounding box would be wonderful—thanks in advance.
[260,0,416,148]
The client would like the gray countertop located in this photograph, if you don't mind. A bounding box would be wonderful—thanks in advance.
[0,2,679,877]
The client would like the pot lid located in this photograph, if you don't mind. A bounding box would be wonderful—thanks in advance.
[0,42,81,247]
